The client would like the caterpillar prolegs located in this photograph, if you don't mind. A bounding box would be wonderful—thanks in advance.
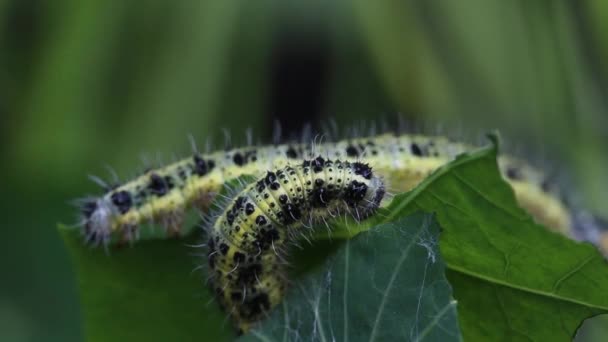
[206,157,385,332]
[78,133,572,246]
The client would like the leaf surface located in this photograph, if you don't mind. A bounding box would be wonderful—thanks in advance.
[241,213,461,342]
[60,228,236,342]
[326,140,608,341]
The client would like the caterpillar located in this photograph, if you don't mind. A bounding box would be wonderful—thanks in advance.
[206,157,385,333]
[78,132,573,246]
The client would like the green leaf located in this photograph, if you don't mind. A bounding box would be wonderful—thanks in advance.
[59,227,236,342]
[367,142,608,341]
[240,213,461,342]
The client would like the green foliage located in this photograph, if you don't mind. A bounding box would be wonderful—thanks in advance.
[371,141,608,341]
[61,141,608,341]
[241,214,461,342]
[59,228,236,342]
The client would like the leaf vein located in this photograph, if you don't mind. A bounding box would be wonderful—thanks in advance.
[551,254,596,294]
[448,264,608,311]
[368,224,425,342]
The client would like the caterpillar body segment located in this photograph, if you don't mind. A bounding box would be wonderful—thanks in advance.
[205,158,386,332]
[497,156,570,234]
[79,133,571,245]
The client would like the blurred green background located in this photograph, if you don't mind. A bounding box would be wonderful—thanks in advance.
[1,1,607,341]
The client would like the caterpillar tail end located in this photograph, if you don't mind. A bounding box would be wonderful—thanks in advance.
[573,212,608,256]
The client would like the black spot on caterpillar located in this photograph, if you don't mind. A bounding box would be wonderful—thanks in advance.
[205,157,385,333]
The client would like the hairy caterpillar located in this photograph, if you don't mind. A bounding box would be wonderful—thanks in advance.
[206,157,385,333]
[78,132,573,246]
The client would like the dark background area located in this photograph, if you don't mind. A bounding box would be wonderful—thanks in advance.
[1,1,607,341]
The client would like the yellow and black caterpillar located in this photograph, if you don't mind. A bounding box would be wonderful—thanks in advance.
[207,158,385,332]
[79,133,572,246]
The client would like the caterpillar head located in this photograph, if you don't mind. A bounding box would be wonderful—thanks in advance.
[345,161,385,219]
[367,175,386,210]
[79,198,114,245]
